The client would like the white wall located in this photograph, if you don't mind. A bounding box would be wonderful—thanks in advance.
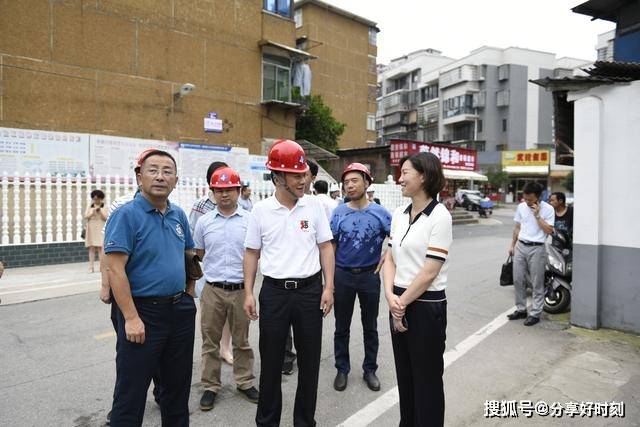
[571,81,640,249]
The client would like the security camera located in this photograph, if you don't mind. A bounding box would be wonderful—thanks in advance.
[179,83,196,97]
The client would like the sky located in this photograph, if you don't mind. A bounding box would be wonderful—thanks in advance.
[315,0,616,64]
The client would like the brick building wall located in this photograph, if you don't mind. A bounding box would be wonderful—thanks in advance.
[0,0,300,154]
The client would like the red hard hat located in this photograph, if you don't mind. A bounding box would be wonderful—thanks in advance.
[341,162,373,183]
[135,148,162,169]
[209,167,242,189]
[266,140,309,173]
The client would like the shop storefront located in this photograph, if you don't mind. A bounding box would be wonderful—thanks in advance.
[502,150,550,202]
[390,140,487,195]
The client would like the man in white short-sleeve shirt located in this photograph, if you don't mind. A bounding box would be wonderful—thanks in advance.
[243,140,334,427]
[507,182,554,326]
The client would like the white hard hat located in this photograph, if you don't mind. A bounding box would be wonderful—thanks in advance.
[329,183,340,192]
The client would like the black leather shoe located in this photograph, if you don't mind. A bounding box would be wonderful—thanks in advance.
[238,386,259,403]
[524,316,540,326]
[507,310,527,320]
[363,372,380,391]
[282,360,294,375]
[199,390,216,411]
[333,371,348,391]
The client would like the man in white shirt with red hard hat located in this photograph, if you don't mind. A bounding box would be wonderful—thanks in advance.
[244,139,335,427]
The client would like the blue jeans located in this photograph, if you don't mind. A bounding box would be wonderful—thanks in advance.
[333,267,381,375]
[111,294,196,427]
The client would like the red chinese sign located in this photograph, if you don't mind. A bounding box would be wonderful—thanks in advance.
[389,139,477,171]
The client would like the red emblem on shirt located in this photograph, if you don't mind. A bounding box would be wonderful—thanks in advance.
[300,220,309,230]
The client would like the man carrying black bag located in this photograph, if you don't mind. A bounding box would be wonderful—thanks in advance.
[500,256,514,287]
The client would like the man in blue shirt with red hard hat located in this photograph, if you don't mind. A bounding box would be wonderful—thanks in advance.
[104,149,197,426]
[244,139,335,427]
[330,163,391,393]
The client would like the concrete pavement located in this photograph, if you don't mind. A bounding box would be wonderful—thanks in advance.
[1,214,638,426]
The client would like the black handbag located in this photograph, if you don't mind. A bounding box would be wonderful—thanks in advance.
[500,256,514,286]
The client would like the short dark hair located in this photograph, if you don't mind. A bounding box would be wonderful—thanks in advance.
[523,182,543,197]
[399,152,446,199]
[306,159,319,177]
[90,189,105,199]
[206,161,229,183]
[551,192,566,204]
[313,180,329,194]
[136,150,177,172]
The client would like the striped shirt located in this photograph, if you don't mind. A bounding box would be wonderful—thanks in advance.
[188,195,216,234]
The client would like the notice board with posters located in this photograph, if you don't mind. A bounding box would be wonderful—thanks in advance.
[89,135,179,177]
[389,139,477,171]
[0,127,90,177]
[178,144,250,182]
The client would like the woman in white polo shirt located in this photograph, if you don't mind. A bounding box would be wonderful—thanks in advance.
[383,152,452,426]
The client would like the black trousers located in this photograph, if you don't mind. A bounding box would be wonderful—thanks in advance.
[256,277,323,427]
[334,267,380,374]
[391,287,447,427]
[110,294,196,427]
[110,302,161,404]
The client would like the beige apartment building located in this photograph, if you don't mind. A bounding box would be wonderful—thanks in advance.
[294,0,379,149]
[0,0,314,154]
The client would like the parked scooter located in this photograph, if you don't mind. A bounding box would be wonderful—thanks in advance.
[543,230,572,314]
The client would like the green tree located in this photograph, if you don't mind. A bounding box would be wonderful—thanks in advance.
[485,166,509,190]
[295,95,346,153]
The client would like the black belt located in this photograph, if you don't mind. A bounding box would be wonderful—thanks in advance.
[133,291,185,305]
[337,264,377,274]
[519,240,544,247]
[393,285,446,302]
[208,281,244,291]
[264,271,322,290]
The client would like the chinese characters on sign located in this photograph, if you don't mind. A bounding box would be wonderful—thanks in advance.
[484,400,625,419]
[389,139,477,171]
[501,150,550,167]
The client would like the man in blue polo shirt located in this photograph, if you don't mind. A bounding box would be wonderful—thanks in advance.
[105,149,196,426]
[330,163,391,392]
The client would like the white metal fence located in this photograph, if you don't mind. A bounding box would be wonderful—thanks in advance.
[0,173,406,246]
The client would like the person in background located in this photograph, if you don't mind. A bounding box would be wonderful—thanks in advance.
[549,192,573,240]
[188,161,234,365]
[0,260,4,278]
[383,152,452,426]
[329,183,343,203]
[84,189,108,273]
[366,189,381,205]
[238,181,253,212]
[507,182,555,326]
[194,167,259,411]
[331,163,391,393]
[313,180,338,222]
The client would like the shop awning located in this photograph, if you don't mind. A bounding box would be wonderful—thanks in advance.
[503,165,549,175]
[444,169,488,181]
[259,40,318,60]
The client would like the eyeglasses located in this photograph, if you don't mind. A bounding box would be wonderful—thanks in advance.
[144,169,176,177]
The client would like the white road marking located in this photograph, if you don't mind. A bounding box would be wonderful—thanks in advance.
[337,306,516,427]
[94,331,117,340]
[0,280,99,296]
